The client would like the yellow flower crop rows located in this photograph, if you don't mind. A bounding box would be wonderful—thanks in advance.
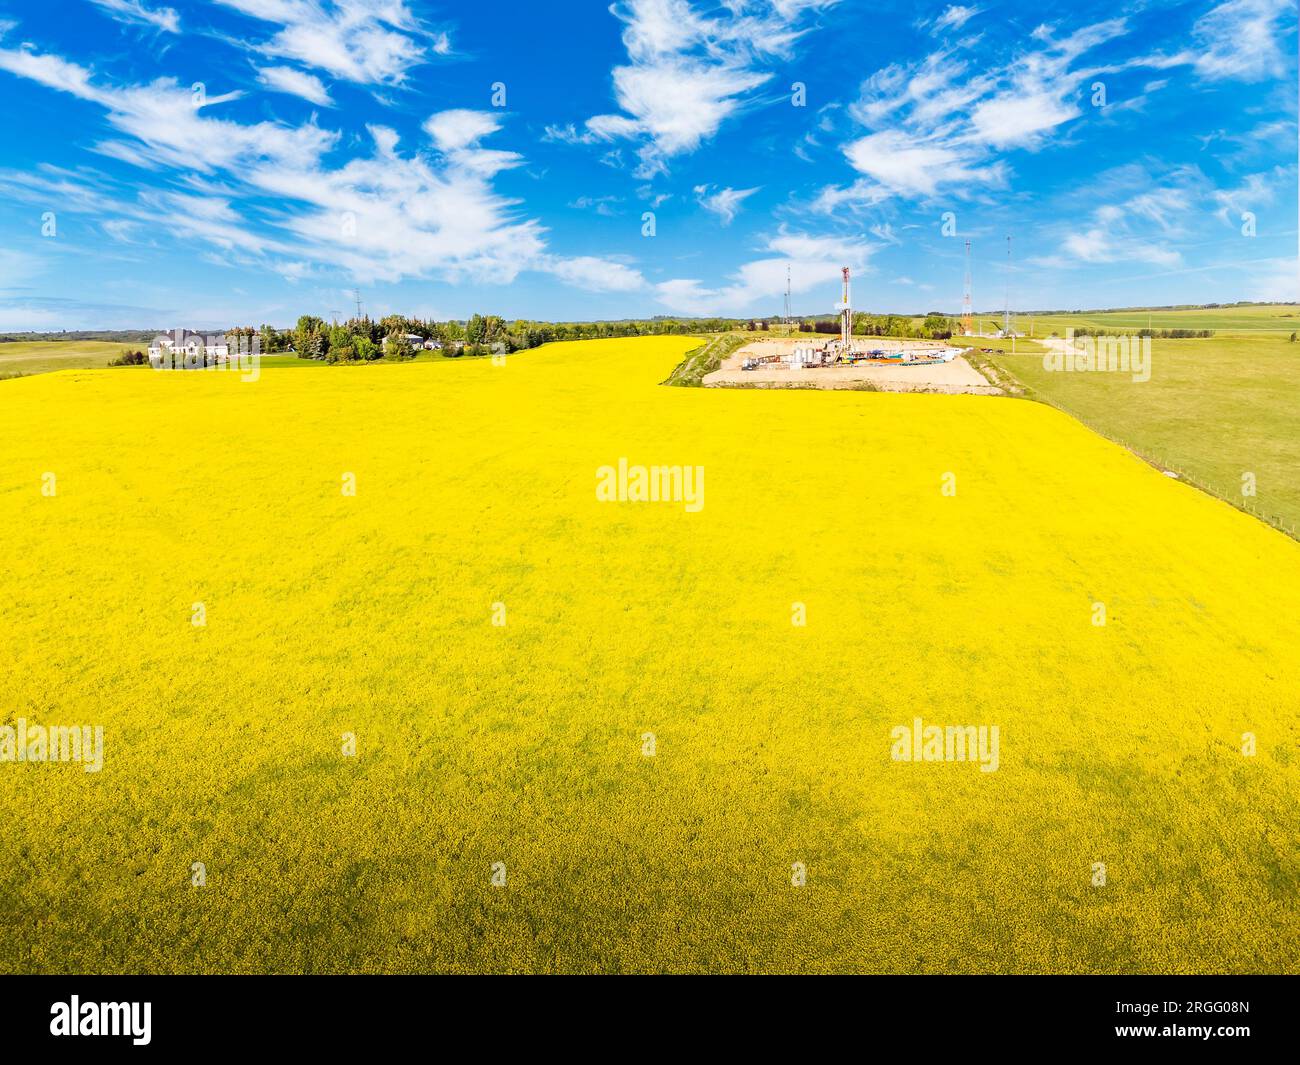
[1,336,1296,973]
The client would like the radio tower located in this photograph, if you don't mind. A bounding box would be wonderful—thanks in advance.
[783,265,791,329]
[1003,236,1012,336]
[835,266,852,348]
[961,240,973,336]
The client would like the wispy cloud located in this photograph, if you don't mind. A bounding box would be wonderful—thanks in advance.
[569,194,624,217]
[924,5,981,34]
[88,0,180,34]
[542,255,646,293]
[560,0,838,177]
[1212,165,1292,226]
[0,47,549,286]
[694,184,758,225]
[257,65,333,106]
[814,19,1153,208]
[213,0,438,87]
[656,228,872,315]
[1191,0,1290,82]
[1034,165,1207,270]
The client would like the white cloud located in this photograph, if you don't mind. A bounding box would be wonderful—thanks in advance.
[101,218,140,242]
[928,5,981,34]
[655,228,873,315]
[0,47,552,288]
[609,59,766,163]
[564,0,838,176]
[1060,228,1181,269]
[810,178,891,214]
[88,0,180,33]
[569,194,623,217]
[694,184,759,225]
[1045,167,1210,271]
[816,19,1138,208]
[843,130,1002,198]
[968,90,1079,150]
[0,46,336,174]
[422,109,500,152]
[257,65,333,106]
[544,256,646,293]
[1211,166,1289,225]
[253,119,540,283]
[213,0,435,87]
[1192,0,1289,82]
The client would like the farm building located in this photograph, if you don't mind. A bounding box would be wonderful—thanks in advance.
[148,329,229,366]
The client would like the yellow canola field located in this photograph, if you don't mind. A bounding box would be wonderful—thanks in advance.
[0,336,1297,973]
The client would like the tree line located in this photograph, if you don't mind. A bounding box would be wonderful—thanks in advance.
[1066,327,1215,338]
[227,314,745,363]
[797,313,957,340]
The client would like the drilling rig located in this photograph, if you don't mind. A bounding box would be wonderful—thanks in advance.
[835,266,852,349]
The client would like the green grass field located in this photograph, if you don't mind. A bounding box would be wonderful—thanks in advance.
[987,330,1300,533]
[0,340,130,378]
[1021,305,1300,336]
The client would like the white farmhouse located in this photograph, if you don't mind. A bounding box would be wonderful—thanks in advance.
[149,329,230,367]
[381,332,427,352]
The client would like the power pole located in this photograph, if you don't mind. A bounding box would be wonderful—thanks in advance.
[354,288,364,320]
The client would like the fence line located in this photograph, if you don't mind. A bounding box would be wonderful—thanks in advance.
[1007,369,1298,543]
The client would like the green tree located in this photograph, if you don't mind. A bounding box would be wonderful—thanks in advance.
[294,315,325,359]
[386,331,414,360]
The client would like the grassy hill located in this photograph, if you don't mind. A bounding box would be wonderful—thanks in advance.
[1020,304,1300,335]
[0,340,134,379]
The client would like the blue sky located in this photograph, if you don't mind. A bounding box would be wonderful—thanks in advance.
[0,0,1295,329]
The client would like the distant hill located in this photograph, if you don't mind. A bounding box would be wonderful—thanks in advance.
[0,329,161,344]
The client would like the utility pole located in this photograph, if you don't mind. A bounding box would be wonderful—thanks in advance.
[354,288,364,320]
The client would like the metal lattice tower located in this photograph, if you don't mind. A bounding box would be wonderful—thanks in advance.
[784,265,791,327]
[961,240,973,336]
[1004,236,1012,336]
[839,266,852,347]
